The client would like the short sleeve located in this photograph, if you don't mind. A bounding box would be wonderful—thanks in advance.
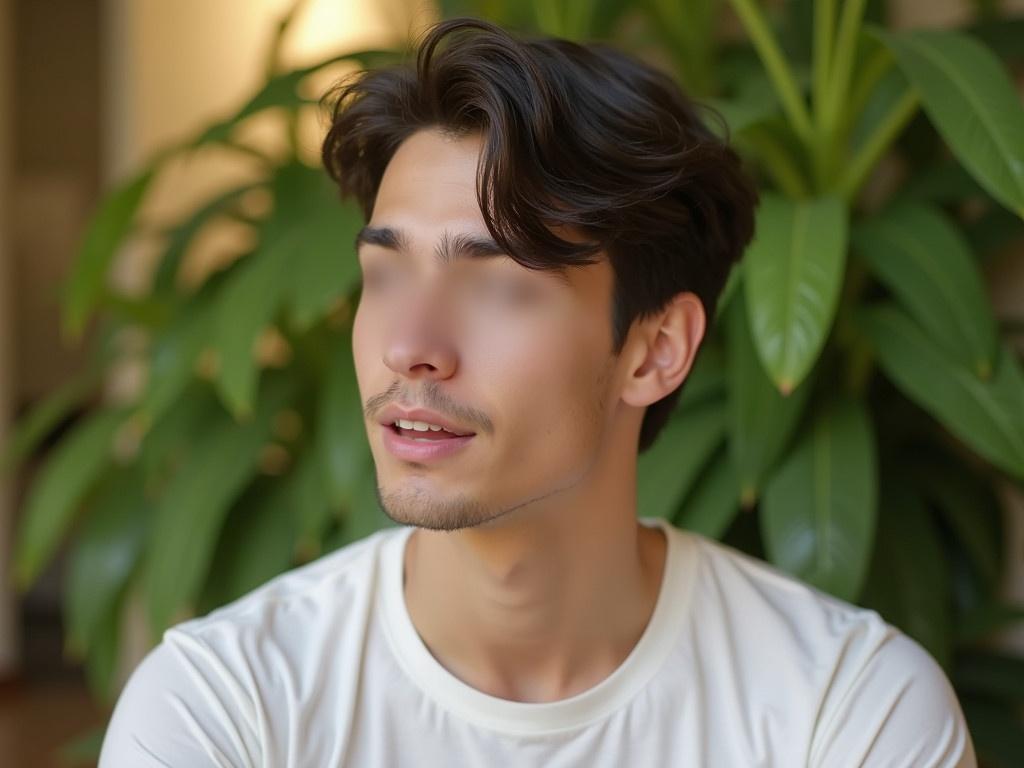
[809,629,977,767]
[98,632,262,768]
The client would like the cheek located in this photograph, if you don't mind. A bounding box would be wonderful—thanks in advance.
[467,313,606,442]
[351,303,378,396]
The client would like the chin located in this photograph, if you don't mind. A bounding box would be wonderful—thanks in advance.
[377,485,503,532]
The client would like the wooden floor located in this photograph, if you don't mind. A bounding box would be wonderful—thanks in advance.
[0,676,110,768]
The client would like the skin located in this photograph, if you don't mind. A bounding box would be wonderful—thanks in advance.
[352,127,706,703]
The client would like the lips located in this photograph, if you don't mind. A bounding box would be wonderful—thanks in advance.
[377,405,476,437]
[381,422,475,462]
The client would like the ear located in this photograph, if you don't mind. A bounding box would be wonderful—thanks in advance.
[621,292,706,409]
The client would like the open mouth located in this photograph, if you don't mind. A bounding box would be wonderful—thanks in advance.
[389,424,475,441]
[382,422,475,462]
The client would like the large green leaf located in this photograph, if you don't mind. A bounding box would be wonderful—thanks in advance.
[198,472,299,612]
[852,201,998,377]
[675,338,726,413]
[152,182,264,294]
[316,330,369,508]
[0,324,117,475]
[213,243,292,418]
[193,50,396,148]
[83,595,124,703]
[137,382,224,485]
[63,467,151,657]
[761,396,878,603]
[212,162,357,417]
[143,372,294,637]
[289,447,335,560]
[857,305,1024,480]
[673,446,741,539]
[283,170,363,331]
[212,164,313,417]
[62,167,157,338]
[13,406,130,588]
[859,478,952,671]
[137,292,217,425]
[874,28,1024,218]
[637,398,727,521]
[726,294,814,506]
[743,193,847,393]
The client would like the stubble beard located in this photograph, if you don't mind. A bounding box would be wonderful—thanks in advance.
[372,356,617,534]
[376,476,507,532]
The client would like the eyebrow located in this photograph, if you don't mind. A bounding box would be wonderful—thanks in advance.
[354,225,509,265]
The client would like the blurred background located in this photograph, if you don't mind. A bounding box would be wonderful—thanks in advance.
[1,0,1023,766]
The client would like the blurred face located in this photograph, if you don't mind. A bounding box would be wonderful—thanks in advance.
[352,127,623,531]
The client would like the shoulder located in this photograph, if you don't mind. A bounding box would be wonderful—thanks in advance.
[172,525,396,648]
[679,532,975,766]
[98,635,261,767]
[99,527,402,767]
[808,629,976,766]
[684,531,883,639]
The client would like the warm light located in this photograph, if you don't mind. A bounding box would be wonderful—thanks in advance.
[105,0,437,294]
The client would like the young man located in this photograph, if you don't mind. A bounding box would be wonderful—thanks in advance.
[100,17,976,767]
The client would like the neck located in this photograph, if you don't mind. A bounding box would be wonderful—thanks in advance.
[402,472,668,703]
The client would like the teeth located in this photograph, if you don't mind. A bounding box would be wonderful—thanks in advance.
[395,418,453,433]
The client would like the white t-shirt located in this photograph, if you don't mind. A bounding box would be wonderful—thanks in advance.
[99,516,976,767]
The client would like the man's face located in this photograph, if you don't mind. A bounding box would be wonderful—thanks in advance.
[352,127,623,532]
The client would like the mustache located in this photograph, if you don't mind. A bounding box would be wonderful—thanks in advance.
[365,381,493,435]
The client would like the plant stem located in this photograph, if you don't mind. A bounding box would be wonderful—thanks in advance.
[810,0,836,190]
[812,0,836,121]
[820,0,868,130]
[835,255,872,396]
[727,0,813,142]
[266,0,310,78]
[656,0,717,96]
[815,0,868,189]
[218,138,277,167]
[840,88,919,203]
[740,130,810,198]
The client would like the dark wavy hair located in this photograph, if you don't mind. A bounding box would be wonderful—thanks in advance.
[320,17,758,453]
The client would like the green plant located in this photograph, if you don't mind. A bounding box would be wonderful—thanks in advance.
[4,1,1024,764]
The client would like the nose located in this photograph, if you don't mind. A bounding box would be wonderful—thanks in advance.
[381,285,457,381]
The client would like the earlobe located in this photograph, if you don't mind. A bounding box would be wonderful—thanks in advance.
[621,293,705,409]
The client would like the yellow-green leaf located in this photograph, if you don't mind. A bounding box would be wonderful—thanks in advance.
[761,396,878,603]
[852,201,998,377]
[62,167,156,338]
[857,304,1024,481]
[13,407,129,588]
[875,28,1024,218]
[743,193,847,393]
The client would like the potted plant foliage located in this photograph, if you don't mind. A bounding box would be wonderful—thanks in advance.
[4,0,1023,763]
